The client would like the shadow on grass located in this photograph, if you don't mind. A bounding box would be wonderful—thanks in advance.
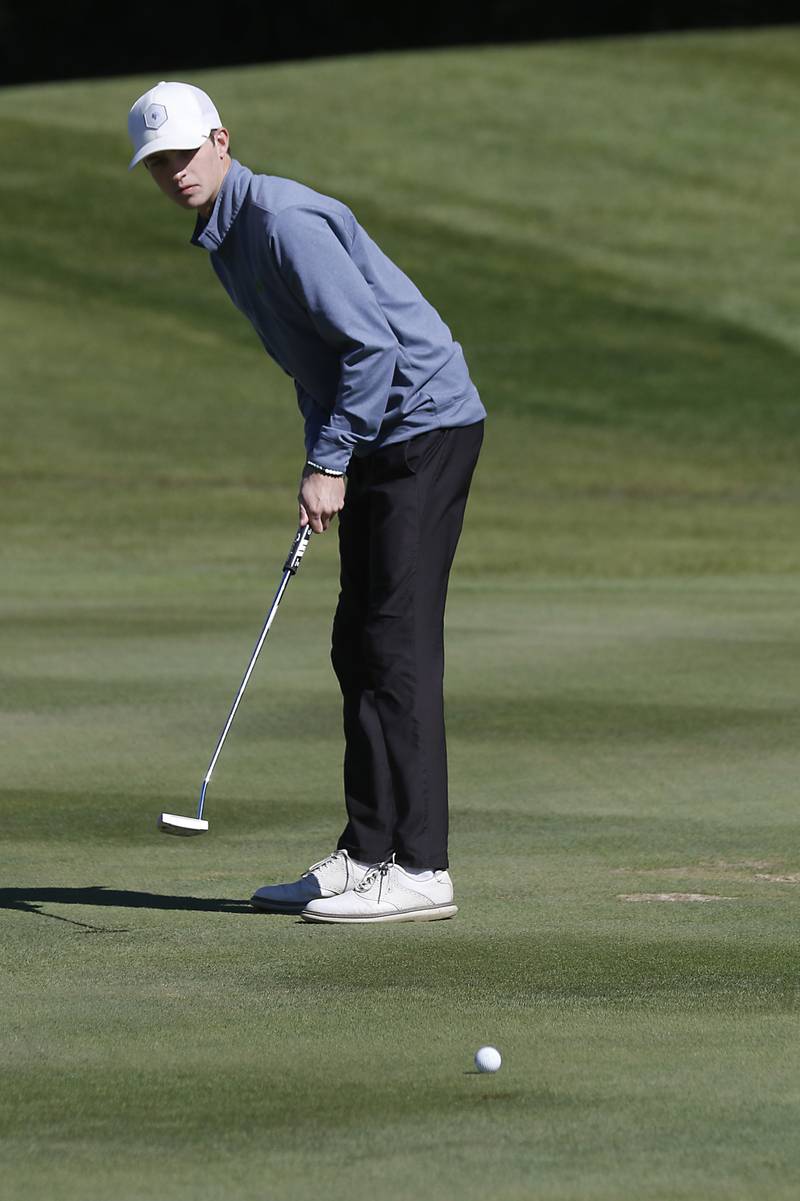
[0,886,255,932]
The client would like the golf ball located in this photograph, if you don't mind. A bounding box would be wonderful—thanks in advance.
[474,1045,502,1073]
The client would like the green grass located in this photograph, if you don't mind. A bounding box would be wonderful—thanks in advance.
[3,27,800,1200]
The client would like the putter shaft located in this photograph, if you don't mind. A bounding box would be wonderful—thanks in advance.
[196,525,312,822]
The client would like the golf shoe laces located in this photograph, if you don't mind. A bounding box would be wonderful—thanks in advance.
[355,859,393,900]
[303,850,348,877]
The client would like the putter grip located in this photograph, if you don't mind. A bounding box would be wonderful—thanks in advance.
[284,525,312,574]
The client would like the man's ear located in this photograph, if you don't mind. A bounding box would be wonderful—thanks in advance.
[212,127,231,157]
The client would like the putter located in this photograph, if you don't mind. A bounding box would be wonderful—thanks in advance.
[158,524,312,836]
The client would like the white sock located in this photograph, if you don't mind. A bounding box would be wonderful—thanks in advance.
[400,866,435,881]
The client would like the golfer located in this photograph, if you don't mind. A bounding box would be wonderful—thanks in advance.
[127,81,486,923]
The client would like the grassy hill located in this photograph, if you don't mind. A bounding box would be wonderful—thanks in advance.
[2,29,800,1201]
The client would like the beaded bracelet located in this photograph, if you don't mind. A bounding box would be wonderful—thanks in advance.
[306,460,346,478]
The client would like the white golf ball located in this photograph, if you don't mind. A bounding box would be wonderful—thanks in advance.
[474,1045,502,1073]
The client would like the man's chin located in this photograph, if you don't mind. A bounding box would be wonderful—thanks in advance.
[176,190,209,210]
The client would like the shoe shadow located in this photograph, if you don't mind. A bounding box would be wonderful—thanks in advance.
[0,886,256,932]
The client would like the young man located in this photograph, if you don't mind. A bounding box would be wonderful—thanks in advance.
[127,81,485,923]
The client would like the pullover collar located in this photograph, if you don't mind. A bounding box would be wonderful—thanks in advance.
[190,158,252,251]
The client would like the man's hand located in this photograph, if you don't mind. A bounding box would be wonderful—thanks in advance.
[299,466,346,533]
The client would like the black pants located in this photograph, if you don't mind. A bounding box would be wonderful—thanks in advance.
[331,420,484,870]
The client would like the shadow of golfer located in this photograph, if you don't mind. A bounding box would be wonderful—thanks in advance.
[0,886,255,932]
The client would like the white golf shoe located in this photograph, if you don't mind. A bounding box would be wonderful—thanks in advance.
[251,849,371,912]
[300,860,458,923]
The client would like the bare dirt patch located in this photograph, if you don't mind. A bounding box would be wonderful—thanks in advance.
[612,860,797,884]
[753,872,800,884]
[617,892,737,903]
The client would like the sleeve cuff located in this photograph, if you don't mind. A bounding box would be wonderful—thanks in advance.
[307,436,353,475]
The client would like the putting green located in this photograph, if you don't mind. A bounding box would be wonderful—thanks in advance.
[3,28,800,1200]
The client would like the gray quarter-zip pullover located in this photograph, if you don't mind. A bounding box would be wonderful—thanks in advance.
[190,160,485,473]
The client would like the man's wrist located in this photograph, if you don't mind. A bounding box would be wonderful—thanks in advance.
[305,459,345,478]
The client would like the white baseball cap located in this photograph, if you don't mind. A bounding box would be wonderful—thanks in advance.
[127,81,222,170]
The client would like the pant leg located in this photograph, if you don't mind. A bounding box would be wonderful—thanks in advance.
[331,455,396,863]
[332,420,484,870]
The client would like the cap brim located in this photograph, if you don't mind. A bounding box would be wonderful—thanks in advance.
[128,134,208,171]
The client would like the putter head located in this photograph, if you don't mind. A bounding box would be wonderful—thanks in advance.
[158,812,209,836]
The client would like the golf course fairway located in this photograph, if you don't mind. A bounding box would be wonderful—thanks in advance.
[2,27,800,1200]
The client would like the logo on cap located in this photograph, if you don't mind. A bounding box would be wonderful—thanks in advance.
[144,104,168,130]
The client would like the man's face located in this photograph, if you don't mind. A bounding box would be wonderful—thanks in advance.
[143,129,230,217]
